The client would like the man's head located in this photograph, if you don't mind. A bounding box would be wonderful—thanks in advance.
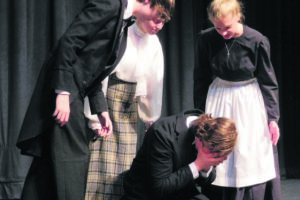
[133,0,175,23]
[190,114,238,157]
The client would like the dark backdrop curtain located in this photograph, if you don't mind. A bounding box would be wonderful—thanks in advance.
[0,0,299,199]
[0,0,86,198]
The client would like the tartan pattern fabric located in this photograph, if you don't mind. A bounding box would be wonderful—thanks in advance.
[85,73,138,200]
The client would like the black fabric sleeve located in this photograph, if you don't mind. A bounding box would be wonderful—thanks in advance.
[256,36,280,123]
[50,0,118,94]
[144,127,196,199]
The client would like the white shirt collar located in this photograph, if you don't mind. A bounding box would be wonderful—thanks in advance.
[124,0,134,19]
[186,116,198,128]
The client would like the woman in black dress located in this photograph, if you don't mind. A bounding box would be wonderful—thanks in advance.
[193,0,280,199]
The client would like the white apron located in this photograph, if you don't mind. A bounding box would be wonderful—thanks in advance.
[206,77,275,187]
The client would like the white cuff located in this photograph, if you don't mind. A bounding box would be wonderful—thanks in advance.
[189,162,199,179]
[55,90,70,95]
[199,167,213,178]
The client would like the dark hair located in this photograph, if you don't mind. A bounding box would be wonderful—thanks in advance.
[137,0,175,21]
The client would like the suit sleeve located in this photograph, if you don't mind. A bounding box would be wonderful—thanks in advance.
[195,166,216,186]
[50,0,118,94]
[144,126,197,199]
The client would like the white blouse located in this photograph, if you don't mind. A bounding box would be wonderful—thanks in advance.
[84,23,164,129]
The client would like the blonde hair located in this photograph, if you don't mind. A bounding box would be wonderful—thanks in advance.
[191,114,238,156]
[207,0,244,23]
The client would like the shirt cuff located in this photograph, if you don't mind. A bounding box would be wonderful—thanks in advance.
[199,167,213,178]
[189,162,199,179]
[55,89,70,95]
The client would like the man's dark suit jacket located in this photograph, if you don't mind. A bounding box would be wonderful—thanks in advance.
[122,109,216,200]
[17,0,127,156]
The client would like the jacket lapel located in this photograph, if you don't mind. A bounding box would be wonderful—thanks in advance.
[110,0,126,53]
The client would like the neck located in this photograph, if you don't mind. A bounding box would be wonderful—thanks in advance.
[234,23,244,38]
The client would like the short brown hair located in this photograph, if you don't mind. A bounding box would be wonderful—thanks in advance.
[190,114,238,156]
[138,0,175,21]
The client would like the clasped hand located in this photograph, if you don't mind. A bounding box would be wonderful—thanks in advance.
[96,112,113,138]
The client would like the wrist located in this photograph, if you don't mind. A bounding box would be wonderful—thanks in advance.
[189,162,199,179]
[145,121,154,129]
[194,162,203,172]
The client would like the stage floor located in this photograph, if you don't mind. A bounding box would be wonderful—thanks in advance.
[281,178,300,200]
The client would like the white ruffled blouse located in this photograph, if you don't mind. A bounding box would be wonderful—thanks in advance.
[84,23,164,129]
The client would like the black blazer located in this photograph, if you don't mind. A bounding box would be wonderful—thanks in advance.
[51,0,127,113]
[122,109,216,200]
[17,0,127,156]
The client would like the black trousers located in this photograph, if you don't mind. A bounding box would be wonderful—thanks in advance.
[21,94,91,200]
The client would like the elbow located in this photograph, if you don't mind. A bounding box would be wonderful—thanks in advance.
[148,181,170,199]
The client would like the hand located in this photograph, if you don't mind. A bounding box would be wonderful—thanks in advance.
[269,121,280,145]
[97,111,113,138]
[53,94,70,126]
[194,139,227,171]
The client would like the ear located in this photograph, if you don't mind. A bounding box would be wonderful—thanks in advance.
[195,138,202,149]
[236,13,242,22]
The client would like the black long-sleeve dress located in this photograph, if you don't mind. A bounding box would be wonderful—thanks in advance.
[194,25,279,187]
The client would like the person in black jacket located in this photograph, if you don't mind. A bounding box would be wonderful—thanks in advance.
[16,1,175,200]
[122,109,238,200]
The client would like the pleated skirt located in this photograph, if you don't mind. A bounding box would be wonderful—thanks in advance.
[85,73,138,200]
[206,77,275,187]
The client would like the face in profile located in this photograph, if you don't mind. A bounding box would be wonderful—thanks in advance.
[136,9,165,34]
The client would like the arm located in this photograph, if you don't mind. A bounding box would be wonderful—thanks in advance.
[256,36,280,145]
[192,139,227,185]
[193,32,212,110]
[50,0,119,93]
[137,36,164,126]
[144,126,199,199]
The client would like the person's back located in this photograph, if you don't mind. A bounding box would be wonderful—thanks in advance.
[122,115,200,200]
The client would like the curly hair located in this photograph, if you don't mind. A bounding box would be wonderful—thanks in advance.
[190,114,238,156]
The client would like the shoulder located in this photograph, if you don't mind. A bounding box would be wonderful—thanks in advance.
[149,34,162,47]
[197,27,221,47]
[149,34,161,43]
[88,0,122,7]
[148,115,178,139]
[242,25,269,44]
[144,34,163,55]
[198,27,217,39]
[151,115,176,132]
[83,0,122,14]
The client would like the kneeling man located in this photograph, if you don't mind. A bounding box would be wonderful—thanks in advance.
[122,109,238,200]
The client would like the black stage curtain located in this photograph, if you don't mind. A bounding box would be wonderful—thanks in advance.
[0,0,299,198]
